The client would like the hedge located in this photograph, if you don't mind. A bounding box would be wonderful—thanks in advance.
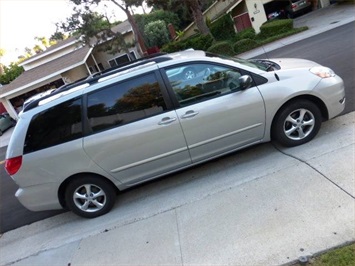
[207,41,234,56]
[209,14,235,41]
[233,39,258,54]
[161,34,214,53]
[259,19,294,38]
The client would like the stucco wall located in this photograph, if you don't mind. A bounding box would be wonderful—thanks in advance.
[245,0,268,33]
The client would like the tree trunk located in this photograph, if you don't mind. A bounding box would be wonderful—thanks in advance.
[110,0,147,57]
[185,0,211,35]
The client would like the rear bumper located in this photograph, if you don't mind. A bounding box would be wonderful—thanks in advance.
[15,182,62,211]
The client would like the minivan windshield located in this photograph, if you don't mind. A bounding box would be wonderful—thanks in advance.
[205,52,269,71]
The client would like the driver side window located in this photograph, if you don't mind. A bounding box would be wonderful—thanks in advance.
[164,63,242,107]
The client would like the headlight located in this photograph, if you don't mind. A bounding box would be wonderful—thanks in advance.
[310,66,335,78]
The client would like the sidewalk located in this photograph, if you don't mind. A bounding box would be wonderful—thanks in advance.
[1,111,354,266]
[1,3,355,266]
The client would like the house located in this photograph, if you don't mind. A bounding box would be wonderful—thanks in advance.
[0,20,140,120]
[181,0,331,39]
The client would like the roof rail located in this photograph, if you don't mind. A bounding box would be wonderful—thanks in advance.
[23,52,172,113]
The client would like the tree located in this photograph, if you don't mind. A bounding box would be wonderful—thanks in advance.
[184,0,210,35]
[50,31,67,42]
[0,49,5,76]
[33,44,44,54]
[148,0,214,35]
[58,8,132,57]
[146,0,192,29]
[0,63,24,85]
[68,0,147,55]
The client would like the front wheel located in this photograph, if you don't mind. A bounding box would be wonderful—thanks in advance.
[272,100,322,147]
[65,176,116,218]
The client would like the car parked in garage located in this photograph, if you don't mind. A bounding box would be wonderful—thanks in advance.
[286,0,312,18]
[0,113,15,136]
[5,50,345,218]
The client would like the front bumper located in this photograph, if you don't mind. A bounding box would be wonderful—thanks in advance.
[313,75,346,119]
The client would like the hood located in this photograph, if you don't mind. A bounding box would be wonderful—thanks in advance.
[269,58,321,70]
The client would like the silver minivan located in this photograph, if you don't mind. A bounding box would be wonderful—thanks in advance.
[5,50,345,218]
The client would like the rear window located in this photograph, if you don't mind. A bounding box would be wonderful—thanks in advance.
[24,98,83,154]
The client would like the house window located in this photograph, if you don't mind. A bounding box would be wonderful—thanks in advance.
[108,51,137,68]
[88,65,99,73]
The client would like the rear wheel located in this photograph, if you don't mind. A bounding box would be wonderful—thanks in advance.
[272,100,322,147]
[65,175,116,218]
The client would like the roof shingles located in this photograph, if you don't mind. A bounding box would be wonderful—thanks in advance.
[0,46,91,96]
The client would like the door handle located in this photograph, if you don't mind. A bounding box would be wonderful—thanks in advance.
[158,117,176,125]
[181,110,199,119]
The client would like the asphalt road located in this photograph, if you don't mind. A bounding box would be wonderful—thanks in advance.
[0,146,64,234]
[0,22,354,234]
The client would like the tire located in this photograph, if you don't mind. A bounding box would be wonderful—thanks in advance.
[272,100,322,147]
[65,175,116,218]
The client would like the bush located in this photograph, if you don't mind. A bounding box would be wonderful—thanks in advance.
[238,28,256,40]
[209,14,235,41]
[259,19,294,38]
[207,41,234,56]
[144,20,170,48]
[233,39,258,54]
[161,34,214,53]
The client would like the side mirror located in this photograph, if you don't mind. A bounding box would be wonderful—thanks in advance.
[239,75,252,90]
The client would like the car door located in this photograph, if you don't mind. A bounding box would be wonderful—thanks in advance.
[83,71,191,186]
[162,62,266,163]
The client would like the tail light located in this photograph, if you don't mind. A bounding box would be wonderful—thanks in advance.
[5,156,22,175]
[292,4,297,8]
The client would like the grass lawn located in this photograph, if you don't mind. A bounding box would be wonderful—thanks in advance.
[292,243,355,266]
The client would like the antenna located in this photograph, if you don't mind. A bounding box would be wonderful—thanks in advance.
[260,44,270,60]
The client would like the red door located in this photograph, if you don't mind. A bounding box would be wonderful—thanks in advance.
[233,12,252,32]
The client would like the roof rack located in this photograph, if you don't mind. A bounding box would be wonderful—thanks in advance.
[23,52,172,113]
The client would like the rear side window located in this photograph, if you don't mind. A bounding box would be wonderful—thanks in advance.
[87,73,167,133]
[24,98,83,154]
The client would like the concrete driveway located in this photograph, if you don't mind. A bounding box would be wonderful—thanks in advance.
[0,112,353,265]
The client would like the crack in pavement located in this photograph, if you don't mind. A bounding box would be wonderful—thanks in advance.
[272,143,355,200]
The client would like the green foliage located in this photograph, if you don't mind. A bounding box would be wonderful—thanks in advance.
[207,41,234,56]
[161,34,214,53]
[134,10,181,45]
[0,63,24,85]
[233,39,258,54]
[146,0,193,29]
[144,20,170,48]
[135,10,180,29]
[50,32,66,42]
[209,14,235,41]
[239,28,256,39]
[259,19,294,38]
[313,244,355,266]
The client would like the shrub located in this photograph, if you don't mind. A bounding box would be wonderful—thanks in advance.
[238,28,256,40]
[207,41,234,56]
[233,39,258,54]
[161,34,214,53]
[144,20,170,48]
[259,19,293,38]
[209,14,235,41]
